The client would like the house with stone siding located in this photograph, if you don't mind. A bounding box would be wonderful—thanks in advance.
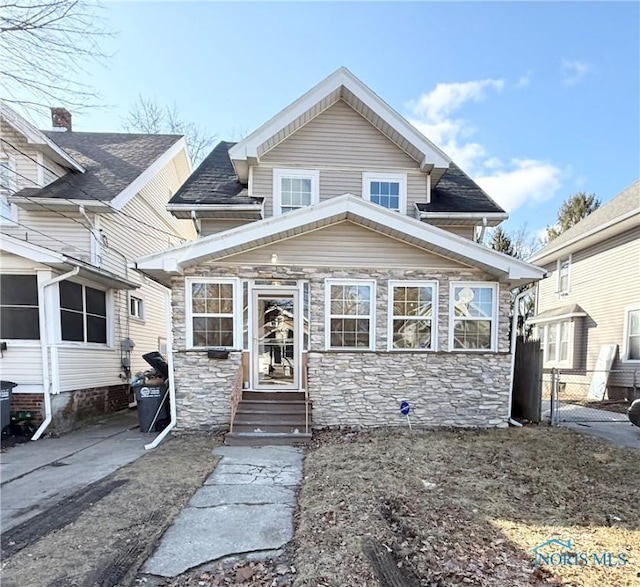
[0,102,196,436]
[134,68,545,445]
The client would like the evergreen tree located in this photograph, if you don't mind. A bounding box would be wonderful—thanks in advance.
[546,192,600,241]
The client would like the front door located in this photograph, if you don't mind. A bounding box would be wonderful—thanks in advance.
[252,290,299,389]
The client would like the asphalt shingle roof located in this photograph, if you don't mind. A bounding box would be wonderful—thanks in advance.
[416,163,506,214]
[533,180,640,257]
[16,131,182,201]
[168,141,262,206]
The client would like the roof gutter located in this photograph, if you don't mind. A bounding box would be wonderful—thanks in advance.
[417,210,508,221]
[166,204,263,212]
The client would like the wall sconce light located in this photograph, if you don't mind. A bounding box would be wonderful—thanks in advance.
[270,253,278,264]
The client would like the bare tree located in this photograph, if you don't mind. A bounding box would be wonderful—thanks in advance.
[122,96,216,166]
[0,0,111,111]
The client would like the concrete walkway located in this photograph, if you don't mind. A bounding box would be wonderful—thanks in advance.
[142,445,303,578]
[1,410,154,531]
[544,401,640,449]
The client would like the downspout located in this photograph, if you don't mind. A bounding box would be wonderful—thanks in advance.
[190,210,201,237]
[144,286,176,449]
[477,217,488,244]
[32,266,80,441]
[508,284,535,427]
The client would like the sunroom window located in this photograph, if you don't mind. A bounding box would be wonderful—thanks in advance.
[389,281,436,350]
[187,279,237,348]
[450,284,497,351]
[59,281,108,344]
[0,274,40,339]
[326,280,374,350]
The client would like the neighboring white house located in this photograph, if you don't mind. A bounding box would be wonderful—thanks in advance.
[134,68,545,445]
[0,102,197,434]
[529,180,640,400]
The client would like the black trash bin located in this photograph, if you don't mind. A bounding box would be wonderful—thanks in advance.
[629,399,640,428]
[1,381,17,435]
[133,382,170,433]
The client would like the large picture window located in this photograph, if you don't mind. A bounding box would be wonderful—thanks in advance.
[326,280,375,350]
[389,281,437,350]
[0,274,40,339]
[59,281,108,344]
[273,169,319,215]
[450,283,498,351]
[187,279,237,348]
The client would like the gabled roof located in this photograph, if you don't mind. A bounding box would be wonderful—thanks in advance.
[228,67,451,183]
[1,101,84,172]
[135,194,544,287]
[167,141,262,218]
[13,132,186,209]
[530,180,640,264]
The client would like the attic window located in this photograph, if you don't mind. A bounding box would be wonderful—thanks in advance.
[273,169,319,215]
[0,156,17,223]
[362,172,406,213]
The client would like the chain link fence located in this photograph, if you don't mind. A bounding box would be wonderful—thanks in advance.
[545,369,639,424]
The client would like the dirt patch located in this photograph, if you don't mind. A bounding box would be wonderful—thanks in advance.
[565,399,631,415]
[0,434,220,587]
[293,426,640,587]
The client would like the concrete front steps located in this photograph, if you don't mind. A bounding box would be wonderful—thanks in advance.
[225,391,312,446]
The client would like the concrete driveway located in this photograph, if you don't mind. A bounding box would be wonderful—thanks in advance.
[543,401,640,449]
[1,410,154,531]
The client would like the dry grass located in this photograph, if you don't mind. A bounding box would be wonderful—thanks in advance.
[293,426,640,587]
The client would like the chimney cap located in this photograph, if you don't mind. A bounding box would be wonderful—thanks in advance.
[51,107,72,132]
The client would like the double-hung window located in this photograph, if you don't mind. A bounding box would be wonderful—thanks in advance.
[539,320,574,366]
[187,279,237,348]
[0,157,17,222]
[273,169,319,215]
[362,172,406,213]
[558,256,570,295]
[450,283,498,351]
[59,281,108,344]
[326,280,375,350]
[389,281,437,350]
[624,308,640,362]
[0,274,40,340]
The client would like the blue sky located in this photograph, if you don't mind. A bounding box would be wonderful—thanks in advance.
[18,2,640,239]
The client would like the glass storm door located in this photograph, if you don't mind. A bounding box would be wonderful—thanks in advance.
[252,290,299,389]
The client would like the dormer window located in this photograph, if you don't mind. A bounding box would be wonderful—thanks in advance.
[273,169,319,215]
[362,172,406,213]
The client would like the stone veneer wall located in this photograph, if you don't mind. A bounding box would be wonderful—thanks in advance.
[171,264,513,431]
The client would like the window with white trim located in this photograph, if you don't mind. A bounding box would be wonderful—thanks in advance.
[362,172,406,213]
[0,156,17,222]
[450,283,497,351]
[273,169,319,215]
[326,280,375,350]
[129,295,144,320]
[59,281,108,344]
[188,280,236,348]
[558,256,570,295]
[389,281,437,350]
[0,274,40,339]
[624,308,640,361]
[538,319,575,366]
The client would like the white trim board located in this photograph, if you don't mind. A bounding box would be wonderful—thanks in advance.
[134,194,545,285]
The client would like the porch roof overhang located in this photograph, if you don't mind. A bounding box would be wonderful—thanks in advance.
[166,203,264,220]
[527,304,587,325]
[227,68,451,184]
[1,233,138,290]
[8,196,113,214]
[415,209,508,227]
[134,194,546,288]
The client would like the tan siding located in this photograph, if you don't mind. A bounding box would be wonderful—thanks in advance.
[537,227,640,378]
[261,100,419,169]
[218,221,469,269]
[42,156,66,185]
[1,121,41,189]
[440,226,476,240]
[253,166,429,218]
[200,219,253,236]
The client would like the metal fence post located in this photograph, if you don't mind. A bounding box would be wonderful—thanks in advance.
[550,368,558,426]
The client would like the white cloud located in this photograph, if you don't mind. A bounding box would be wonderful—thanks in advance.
[475,159,563,213]
[407,76,564,214]
[515,70,532,89]
[560,60,590,86]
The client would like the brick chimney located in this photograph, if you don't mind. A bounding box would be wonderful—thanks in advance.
[50,107,72,132]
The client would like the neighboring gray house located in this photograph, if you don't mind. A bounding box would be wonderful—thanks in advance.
[529,180,640,399]
[0,102,196,435]
[135,68,544,445]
